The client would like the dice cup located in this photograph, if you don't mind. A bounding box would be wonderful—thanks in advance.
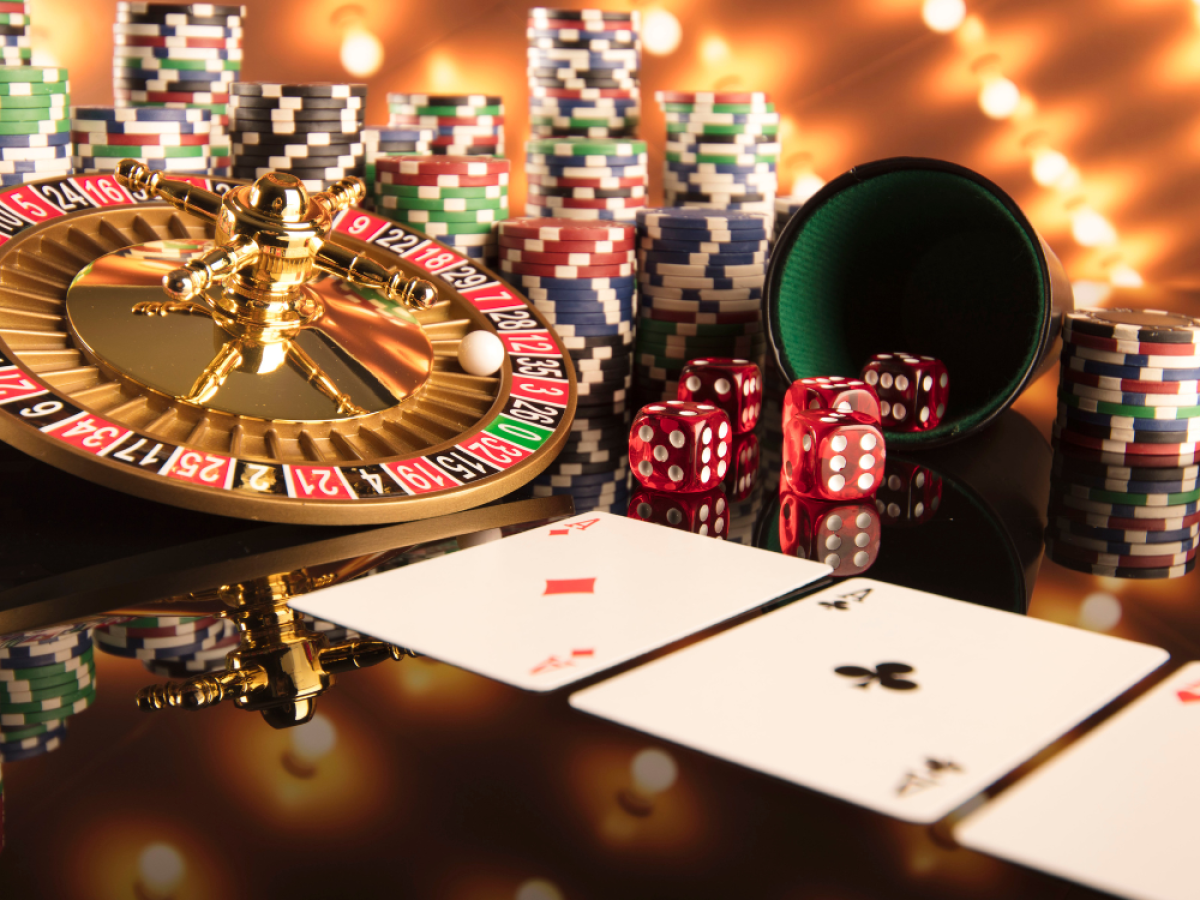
[765,156,1072,451]
[757,410,1052,613]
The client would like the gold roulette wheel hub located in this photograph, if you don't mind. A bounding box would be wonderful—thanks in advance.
[0,167,577,523]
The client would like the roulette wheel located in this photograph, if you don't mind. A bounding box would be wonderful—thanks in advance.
[0,164,577,525]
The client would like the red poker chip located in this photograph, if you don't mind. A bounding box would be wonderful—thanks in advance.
[1053,423,1200,456]
[116,36,241,49]
[529,174,646,190]
[527,17,637,30]
[1045,537,1197,569]
[530,87,640,99]
[637,306,761,325]
[1061,367,1200,395]
[1049,501,1200,532]
[429,135,501,146]
[0,1,28,10]
[70,131,211,146]
[379,172,508,187]
[540,196,646,210]
[499,247,634,266]
[115,89,230,103]
[498,234,635,253]
[389,115,505,127]
[499,259,633,278]
[1064,329,1200,357]
[498,216,633,241]
[100,617,222,639]
[377,155,509,176]
[1052,437,1200,469]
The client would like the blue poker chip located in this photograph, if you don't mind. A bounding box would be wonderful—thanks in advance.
[542,309,631,326]
[72,106,213,122]
[638,208,769,229]
[1049,518,1199,544]
[1060,405,1200,433]
[96,631,224,660]
[75,157,210,173]
[0,145,72,161]
[0,723,67,752]
[507,274,634,291]
[524,287,633,303]
[0,171,65,186]
[639,259,766,279]
[640,250,766,267]
[639,272,761,290]
[525,206,639,222]
[1055,472,1200,494]
[364,129,435,141]
[526,26,637,38]
[638,291,764,308]
[529,97,640,111]
[0,641,92,670]
[1046,529,1197,557]
[642,226,768,244]
[639,237,769,255]
[534,297,634,313]
[0,131,70,149]
[528,153,646,168]
[118,45,241,59]
[665,160,776,176]
[547,321,632,338]
[113,22,242,36]
[0,734,65,761]
[1061,351,1200,382]
[528,57,640,73]
[116,66,236,83]
[0,634,91,659]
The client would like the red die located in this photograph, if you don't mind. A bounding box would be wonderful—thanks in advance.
[630,400,732,492]
[876,460,943,526]
[724,433,760,501]
[781,410,886,500]
[860,353,949,432]
[628,485,727,538]
[676,358,762,434]
[783,376,881,425]
[779,491,881,575]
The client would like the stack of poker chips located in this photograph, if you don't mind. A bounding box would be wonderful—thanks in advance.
[141,619,239,678]
[230,82,366,192]
[772,195,804,246]
[96,616,231,673]
[376,155,509,264]
[362,125,433,209]
[0,628,97,762]
[0,66,71,185]
[303,614,361,645]
[526,7,640,140]
[388,93,504,158]
[501,216,634,513]
[0,0,29,66]
[657,91,778,227]
[72,106,211,176]
[112,2,244,177]
[525,136,647,222]
[634,209,770,402]
[1048,308,1200,580]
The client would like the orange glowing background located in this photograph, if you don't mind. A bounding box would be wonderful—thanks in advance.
[31,0,1200,287]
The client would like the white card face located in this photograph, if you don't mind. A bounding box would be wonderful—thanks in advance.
[570,578,1168,823]
[291,512,830,691]
[957,661,1200,900]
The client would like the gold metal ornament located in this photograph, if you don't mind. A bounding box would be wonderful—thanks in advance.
[0,172,576,523]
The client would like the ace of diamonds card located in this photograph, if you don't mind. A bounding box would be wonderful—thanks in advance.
[570,578,1168,823]
[290,512,831,691]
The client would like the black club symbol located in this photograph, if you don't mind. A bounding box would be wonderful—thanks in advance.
[835,662,918,691]
[819,600,850,611]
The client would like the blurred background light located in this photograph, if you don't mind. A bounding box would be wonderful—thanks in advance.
[978,76,1021,120]
[284,712,338,777]
[515,878,564,900]
[137,843,185,900]
[1078,592,1123,632]
[1071,206,1119,247]
[701,35,729,65]
[332,5,383,78]
[643,8,682,56]
[630,748,679,796]
[922,0,966,35]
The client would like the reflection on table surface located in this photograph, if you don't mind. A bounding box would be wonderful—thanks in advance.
[1,303,1197,900]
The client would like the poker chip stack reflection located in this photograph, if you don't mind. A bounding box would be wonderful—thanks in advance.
[772,195,805,248]
[0,0,30,66]
[526,7,640,140]
[230,83,366,192]
[524,136,647,222]
[72,106,211,176]
[96,616,231,679]
[501,216,634,513]
[634,209,770,402]
[657,91,778,227]
[361,125,433,209]
[140,618,239,678]
[112,2,245,177]
[1048,308,1200,580]
[375,155,509,265]
[0,66,71,185]
[302,614,361,646]
[388,93,504,158]
[0,628,97,762]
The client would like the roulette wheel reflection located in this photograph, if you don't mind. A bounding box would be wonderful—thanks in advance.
[0,166,576,524]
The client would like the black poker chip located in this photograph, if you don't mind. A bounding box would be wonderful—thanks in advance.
[231,165,363,180]
[233,152,360,168]
[113,78,234,92]
[667,132,778,145]
[389,94,502,106]
[231,83,368,98]
[529,77,638,89]
[230,120,362,136]
[529,9,636,20]
[1064,308,1200,346]
[1052,451,1198,483]
[668,191,771,204]
[1061,417,1200,444]
[232,134,364,151]
[529,185,643,200]
[1049,515,1199,545]
[233,109,364,124]
[230,95,362,110]
[1046,544,1197,579]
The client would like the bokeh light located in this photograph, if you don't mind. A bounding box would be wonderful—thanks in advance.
[643,8,682,57]
[1071,207,1118,247]
[515,879,564,900]
[701,36,729,65]
[631,747,679,796]
[340,27,384,78]
[1030,149,1070,188]
[137,843,185,900]
[922,0,966,34]
[289,712,338,767]
[978,77,1021,120]
[1078,592,1122,632]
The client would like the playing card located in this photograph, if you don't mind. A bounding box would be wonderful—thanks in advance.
[570,578,1168,823]
[291,511,830,691]
[957,662,1200,900]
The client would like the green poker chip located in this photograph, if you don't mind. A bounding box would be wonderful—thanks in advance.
[662,102,776,114]
[0,105,67,122]
[0,118,69,135]
[389,103,502,117]
[666,123,779,136]
[75,143,209,158]
[115,56,242,72]
[0,14,28,25]
[377,183,506,200]
[0,650,93,683]
[666,151,780,166]
[0,684,94,725]
[0,65,58,87]
[1058,391,1200,421]
[134,101,228,114]
[0,667,93,697]
[530,116,641,129]
[376,191,506,211]
[0,94,68,108]
[526,138,648,156]
[0,683,95,714]
[0,81,68,96]
[385,207,501,223]
[1052,480,1200,507]
[0,721,58,742]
